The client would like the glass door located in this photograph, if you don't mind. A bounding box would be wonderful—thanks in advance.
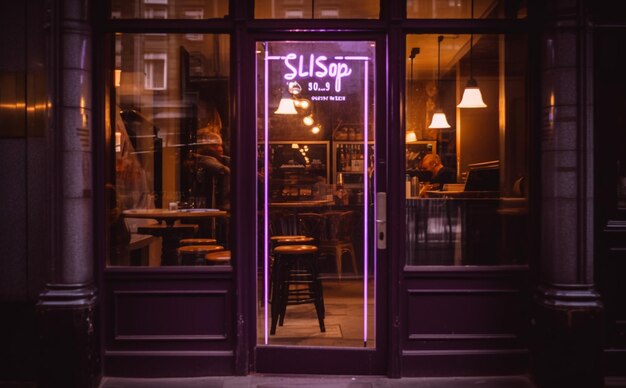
[256,41,379,362]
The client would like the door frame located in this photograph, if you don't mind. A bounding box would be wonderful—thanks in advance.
[240,32,390,376]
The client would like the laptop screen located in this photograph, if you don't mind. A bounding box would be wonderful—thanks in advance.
[464,167,499,192]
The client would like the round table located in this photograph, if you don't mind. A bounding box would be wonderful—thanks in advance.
[122,208,229,265]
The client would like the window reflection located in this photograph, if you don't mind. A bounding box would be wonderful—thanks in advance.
[110,0,229,19]
[108,33,231,267]
[255,0,379,19]
[405,34,529,266]
[406,0,527,19]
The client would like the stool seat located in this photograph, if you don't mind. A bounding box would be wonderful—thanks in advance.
[274,244,318,254]
[178,244,224,254]
[137,223,198,266]
[205,250,231,265]
[275,236,315,245]
[179,238,217,246]
[270,235,306,241]
[178,245,224,265]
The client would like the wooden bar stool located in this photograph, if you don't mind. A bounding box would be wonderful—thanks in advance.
[179,238,217,246]
[178,245,224,265]
[274,236,315,245]
[270,245,325,335]
[205,250,231,265]
[137,223,198,266]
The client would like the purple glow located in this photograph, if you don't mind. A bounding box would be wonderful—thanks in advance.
[263,45,270,345]
[280,52,353,93]
[363,58,369,346]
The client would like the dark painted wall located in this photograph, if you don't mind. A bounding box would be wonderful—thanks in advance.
[594,28,626,376]
[0,0,49,382]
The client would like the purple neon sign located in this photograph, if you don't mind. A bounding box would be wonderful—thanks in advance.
[282,53,353,92]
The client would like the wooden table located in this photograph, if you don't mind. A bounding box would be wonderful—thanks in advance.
[122,208,229,265]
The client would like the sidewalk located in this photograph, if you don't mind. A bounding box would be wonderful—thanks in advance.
[100,375,537,388]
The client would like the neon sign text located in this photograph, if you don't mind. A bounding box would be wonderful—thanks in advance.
[283,53,352,93]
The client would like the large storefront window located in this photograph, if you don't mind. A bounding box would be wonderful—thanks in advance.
[255,0,379,19]
[404,33,528,266]
[107,33,231,267]
[110,0,229,19]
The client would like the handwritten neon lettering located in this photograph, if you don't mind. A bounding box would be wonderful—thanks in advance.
[283,53,352,92]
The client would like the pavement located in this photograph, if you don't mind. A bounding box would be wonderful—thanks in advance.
[100,375,538,388]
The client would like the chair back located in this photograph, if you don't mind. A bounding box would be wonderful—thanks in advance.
[297,212,324,244]
[321,210,354,243]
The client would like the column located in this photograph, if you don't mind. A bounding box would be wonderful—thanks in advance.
[533,1,603,387]
[36,0,98,386]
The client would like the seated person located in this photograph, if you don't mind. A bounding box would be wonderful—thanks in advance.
[186,130,231,246]
[419,153,456,194]
[189,130,230,210]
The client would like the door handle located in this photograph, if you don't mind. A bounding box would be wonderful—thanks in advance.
[376,192,386,250]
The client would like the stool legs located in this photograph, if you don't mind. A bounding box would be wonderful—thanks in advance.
[270,252,325,334]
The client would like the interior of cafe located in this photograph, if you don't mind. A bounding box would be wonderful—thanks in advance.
[107,13,528,348]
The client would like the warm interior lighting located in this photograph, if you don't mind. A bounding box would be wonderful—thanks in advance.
[114,69,121,88]
[296,99,310,109]
[115,131,122,152]
[457,79,487,108]
[406,131,417,142]
[311,125,321,134]
[428,35,451,129]
[274,91,298,114]
[428,110,451,129]
[303,115,314,126]
[457,0,487,109]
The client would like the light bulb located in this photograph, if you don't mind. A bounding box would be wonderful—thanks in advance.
[428,111,451,129]
[457,79,487,108]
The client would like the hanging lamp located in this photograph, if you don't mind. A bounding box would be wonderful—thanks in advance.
[274,89,298,114]
[457,0,487,108]
[429,35,451,129]
[405,47,420,143]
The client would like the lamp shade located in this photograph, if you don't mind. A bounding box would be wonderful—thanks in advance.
[274,93,298,114]
[428,110,451,129]
[405,131,417,143]
[457,79,487,108]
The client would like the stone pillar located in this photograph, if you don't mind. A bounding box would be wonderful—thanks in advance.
[532,1,603,387]
[36,0,98,386]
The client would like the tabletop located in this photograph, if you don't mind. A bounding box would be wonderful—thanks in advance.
[122,208,228,221]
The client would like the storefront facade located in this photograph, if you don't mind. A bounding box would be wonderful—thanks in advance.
[1,0,623,387]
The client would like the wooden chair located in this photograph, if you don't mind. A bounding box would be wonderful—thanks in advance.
[319,211,358,279]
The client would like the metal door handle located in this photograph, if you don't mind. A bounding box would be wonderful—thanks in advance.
[376,192,386,250]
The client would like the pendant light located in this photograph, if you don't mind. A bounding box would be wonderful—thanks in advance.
[429,35,451,129]
[457,0,487,108]
[407,47,420,142]
[274,89,297,114]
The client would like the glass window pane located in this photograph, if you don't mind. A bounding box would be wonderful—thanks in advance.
[256,41,376,347]
[107,33,231,267]
[405,33,529,266]
[255,0,379,19]
[407,0,527,19]
[110,0,229,19]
